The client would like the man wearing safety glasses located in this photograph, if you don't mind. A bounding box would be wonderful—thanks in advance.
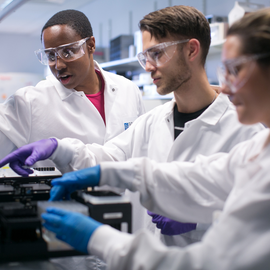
[0,5,264,251]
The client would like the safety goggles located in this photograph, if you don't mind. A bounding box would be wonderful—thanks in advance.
[217,53,270,93]
[34,37,90,66]
[137,39,190,69]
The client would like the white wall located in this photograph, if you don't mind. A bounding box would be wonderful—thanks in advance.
[0,33,44,74]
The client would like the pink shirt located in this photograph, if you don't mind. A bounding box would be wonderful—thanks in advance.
[86,69,106,125]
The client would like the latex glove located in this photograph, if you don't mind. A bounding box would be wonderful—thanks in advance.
[41,207,102,254]
[49,165,101,201]
[0,138,58,177]
[147,211,196,235]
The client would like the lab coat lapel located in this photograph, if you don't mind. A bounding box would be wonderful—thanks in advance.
[46,74,75,100]
[154,99,176,161]
[46,73,106,141]
[103,77,118,123]
[94,62,118,124]
[166,94,230,162]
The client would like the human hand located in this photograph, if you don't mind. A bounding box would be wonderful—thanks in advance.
[41,207,102,254]
[49,165,101,201]
[0,138,58,177]
[147,211,196,235]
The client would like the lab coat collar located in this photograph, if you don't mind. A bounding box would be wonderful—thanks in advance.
[164,97,177,119]
[94,61,118,122]
[198,93,230,126]
[46,60,118,101]
[163,93,230,127]
[94,61,118,92]
[46,74,79,100]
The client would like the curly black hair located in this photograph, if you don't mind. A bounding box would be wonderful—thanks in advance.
[41,9,93,40]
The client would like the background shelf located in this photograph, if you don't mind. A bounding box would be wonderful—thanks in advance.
[100,40,226,72]
[100,57,141,72]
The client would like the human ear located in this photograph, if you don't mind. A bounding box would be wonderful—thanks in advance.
[187,39,200,62]
[87,36,96,53]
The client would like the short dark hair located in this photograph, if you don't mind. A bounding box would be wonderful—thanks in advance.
[227,7,270,67]
[41,9,93,40]
[139,5,211,66]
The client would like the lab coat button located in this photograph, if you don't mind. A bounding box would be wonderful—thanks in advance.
[112,88,115,92]
[167,119,170,123]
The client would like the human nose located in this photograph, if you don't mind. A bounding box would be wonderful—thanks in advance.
[145,60,156,72]
[55,53,67,70]
[218,69,232,95]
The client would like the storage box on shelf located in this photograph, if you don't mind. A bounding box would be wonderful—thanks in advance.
[110,35,134,61]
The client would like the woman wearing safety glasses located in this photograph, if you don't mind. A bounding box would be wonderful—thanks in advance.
[34,7,270,270]
[0,9,144,270]
[0,9,145,167]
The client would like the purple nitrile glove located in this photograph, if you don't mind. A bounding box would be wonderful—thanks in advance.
[147,210,196,236]
[0,138,58,177]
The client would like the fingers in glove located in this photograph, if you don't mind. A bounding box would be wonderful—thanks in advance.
[49,185,66,201]
[0,153,15,168]
[46,207,71,216]
[10,161,33,177]
[51,172,78,186]
[43,222,63,235]
[25,150,41,166]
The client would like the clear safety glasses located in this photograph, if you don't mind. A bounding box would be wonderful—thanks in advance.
[217,53,270,93]
[137,39,190,69]
[34,37,90,66]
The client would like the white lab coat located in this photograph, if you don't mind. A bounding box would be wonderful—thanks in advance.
[51,93,264,243]
[88,128,270,270]
[0,61,145,168]
[0,61,144,270]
